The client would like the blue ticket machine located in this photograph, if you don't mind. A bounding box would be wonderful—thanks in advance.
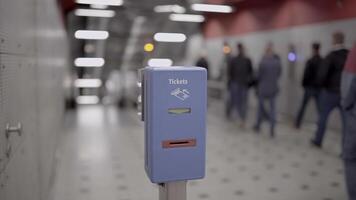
[142,66,207,183]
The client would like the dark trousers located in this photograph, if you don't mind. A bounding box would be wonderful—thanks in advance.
[295,88,320,128]
[313,90,345,146]
[255,95,277,136]
[227,83,248,121]
[345,160,356,200]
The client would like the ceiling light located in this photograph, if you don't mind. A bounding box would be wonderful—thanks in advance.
[74,57,105,67]
[171,5,186,13]
[154,5,171,12]
[144,43,154,52]
[76,95,100,104]
[76,0,123,6]
[191,3,233,13]
[148,58,173,67]
[74,79,102,88]
[75,9,115,18]
[74,30,109,40]
[90,4,108,9]
[169,14,205,23]
[154,5,185,13]
[153,33,186,43]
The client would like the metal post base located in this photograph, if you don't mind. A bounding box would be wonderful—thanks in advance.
[159,181,187,200]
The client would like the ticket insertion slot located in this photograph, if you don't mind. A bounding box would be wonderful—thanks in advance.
[162,139,196,148]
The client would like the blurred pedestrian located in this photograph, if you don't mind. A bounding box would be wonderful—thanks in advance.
[311,32,349,148]
[226,43,253,128]
[341,43,356,200]
[253,42,282,137]
[195,53,210,79]
[223,42,234,118]
[295,43,323,129]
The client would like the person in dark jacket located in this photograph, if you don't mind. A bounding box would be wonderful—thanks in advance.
[311,32,349,148]
[195,54,210,79]
[227,43,253,127]
[295,43,323,128]
[253,42,282,137]
[341,43,356,200]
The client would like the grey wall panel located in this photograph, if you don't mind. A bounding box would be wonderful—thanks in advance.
[34,0,68,199]
[0,0,68,199]
[1,55,23,157]
[0,0,35,55]
[0,54,22,175]
[0,173,3,199]
[0,58,5,173]
[1,144,39,200]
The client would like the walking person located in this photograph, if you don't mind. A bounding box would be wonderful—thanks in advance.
[311,32,349,148]
[341,43,356,200]
[226,43,253,128]
[195,53,210,79]
[223,42,234,118]
[253,42,282,137]
[295,43,323,129]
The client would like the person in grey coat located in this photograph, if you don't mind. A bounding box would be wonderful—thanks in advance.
[254,42,282,137]
[341,43,356,200]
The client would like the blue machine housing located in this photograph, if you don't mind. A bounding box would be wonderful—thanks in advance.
[143,66,207,183]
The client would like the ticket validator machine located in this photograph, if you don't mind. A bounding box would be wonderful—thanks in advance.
[140,66,207,200]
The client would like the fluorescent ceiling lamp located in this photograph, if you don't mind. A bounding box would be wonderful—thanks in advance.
[74,57,105,67]
[90,4,108,9]
[76,0,123,6]
[191,3,233,13]
[74,79,102,88]
[76,95,100,104]
[148,58,173,67]
[75,9,115,18]
[154,5,185,13]
[169,14,205,23]
[74,30,109,40]
[153,33,186,43]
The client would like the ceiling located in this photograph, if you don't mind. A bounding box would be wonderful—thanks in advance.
[66,0,203,81]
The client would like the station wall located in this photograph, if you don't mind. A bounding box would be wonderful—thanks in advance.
[0,0,68,200]
[186,17,356,129]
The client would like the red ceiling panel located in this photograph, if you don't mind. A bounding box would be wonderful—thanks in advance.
[203,0,356,38]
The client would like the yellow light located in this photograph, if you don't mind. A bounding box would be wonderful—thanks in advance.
[223,45,231,54]
[144,43,154,52]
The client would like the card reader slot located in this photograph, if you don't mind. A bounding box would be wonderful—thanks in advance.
[162,139,196,148]
[168,108,191,114]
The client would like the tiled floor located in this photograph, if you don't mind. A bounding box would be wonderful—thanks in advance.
[51,103,347,200]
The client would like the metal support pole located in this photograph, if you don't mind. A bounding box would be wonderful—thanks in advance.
[159,181,187,200]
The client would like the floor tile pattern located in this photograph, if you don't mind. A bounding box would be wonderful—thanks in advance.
[51,104,346,200]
